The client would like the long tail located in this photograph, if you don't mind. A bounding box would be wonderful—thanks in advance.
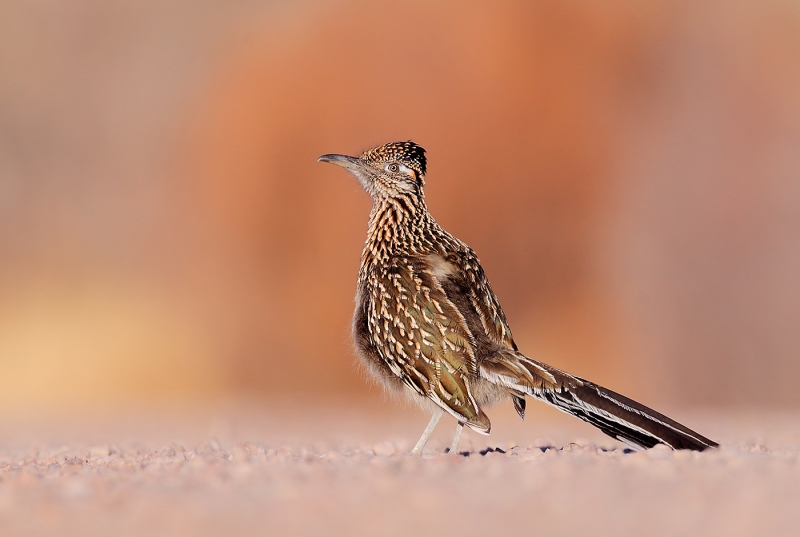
[480,351,718,451]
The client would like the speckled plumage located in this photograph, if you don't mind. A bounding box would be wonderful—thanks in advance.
[319,141,718,455]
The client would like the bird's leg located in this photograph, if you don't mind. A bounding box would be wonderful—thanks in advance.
[410,407,443,456]
[448,422,464,455]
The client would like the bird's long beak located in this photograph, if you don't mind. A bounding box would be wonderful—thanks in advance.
[317,153,362,171]
[318,152,375,194]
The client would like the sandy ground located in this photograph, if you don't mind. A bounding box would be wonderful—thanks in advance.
[0,397,798,537]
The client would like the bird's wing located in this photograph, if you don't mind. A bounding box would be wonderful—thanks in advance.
[366,256,490,433]
[451,248,517,350]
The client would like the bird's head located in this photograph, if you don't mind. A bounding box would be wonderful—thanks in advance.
[318,141,427,200]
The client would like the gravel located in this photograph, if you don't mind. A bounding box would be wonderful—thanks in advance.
[0,400,797,536]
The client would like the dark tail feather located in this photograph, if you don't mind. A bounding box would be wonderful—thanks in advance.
[535,380,718,451]
[480,352,718,451]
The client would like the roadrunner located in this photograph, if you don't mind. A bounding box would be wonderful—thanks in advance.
[319,141,717,456]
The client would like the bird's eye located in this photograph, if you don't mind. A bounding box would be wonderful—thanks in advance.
[387,163,399,173]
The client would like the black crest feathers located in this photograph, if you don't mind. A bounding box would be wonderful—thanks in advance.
[362,141,427,178]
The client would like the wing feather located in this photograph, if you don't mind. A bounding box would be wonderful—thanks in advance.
[452,249,517,350]
[366,257,489,433]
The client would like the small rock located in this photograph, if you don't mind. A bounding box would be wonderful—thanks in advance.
[158,447,177,463]
[372,442,396,457]
[231,442,260,462]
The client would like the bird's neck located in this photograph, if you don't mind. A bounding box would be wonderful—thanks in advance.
[360,195,451,273]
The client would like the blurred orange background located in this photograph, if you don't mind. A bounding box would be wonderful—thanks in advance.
[1,0,798,411]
